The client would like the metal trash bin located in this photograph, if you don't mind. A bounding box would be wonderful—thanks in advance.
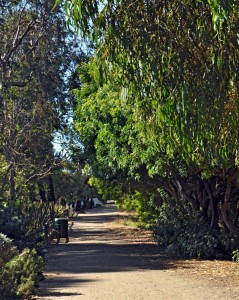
[54,218,69,243]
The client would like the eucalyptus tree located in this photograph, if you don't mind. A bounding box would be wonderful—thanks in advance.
[63,0,239,246]
[60,0,239,170]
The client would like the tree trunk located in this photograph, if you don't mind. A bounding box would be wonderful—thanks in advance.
[220,168,239,236]
[200,183,209,219]
[10,167,16,210]
[38,181,47,202]
[48,175,56,204]
[233,198,239,226]
[204,182,217,229]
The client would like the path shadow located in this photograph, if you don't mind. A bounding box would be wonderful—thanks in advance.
[35,205,176,298]
[36,278,92,298]
[43,242,171,274]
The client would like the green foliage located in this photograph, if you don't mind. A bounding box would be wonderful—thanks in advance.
[53,203,68,218]
[153,201,239,259]
[21,202,54,233]
[116,191,159,227]
[175,224,219,259]
[69,0,239,257]
[0,248,44,298]
[0,208,27,239]
[0,0,80,208]
[0,233,18,269]
[53,160,92,204]
[68,0,239,173]
[232,249,239,263]
[74,59,173,182]
[153,216,218,259]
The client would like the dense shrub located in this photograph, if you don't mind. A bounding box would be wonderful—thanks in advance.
[21,202,55,233]
[173,219,219,259]
[0,233,18,269]
[153,218,217,258]
[0,248,44,298]
[0,208,26,239]
[152,202,239,259]
[232,249,239,262]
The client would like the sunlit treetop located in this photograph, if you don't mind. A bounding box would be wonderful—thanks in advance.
[59,0,239,173]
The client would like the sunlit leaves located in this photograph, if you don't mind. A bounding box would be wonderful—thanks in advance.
[65,0,239,179]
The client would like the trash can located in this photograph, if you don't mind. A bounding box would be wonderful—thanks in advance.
[54,218,69,242]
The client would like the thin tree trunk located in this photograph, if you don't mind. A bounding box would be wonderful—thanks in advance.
[48,175,56,204]
[233,198,239,226]
[38,181,47,202]
[221,169,239,236]
[10,167,16,210]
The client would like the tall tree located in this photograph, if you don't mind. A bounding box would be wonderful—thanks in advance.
[68,0,239,247]
[0,0,79,207]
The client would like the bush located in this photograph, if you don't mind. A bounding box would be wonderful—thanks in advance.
[0,207,26,239]
[0,248,44,298]
[0,233,18,269]
[232,249,239,262]
[175,225,219,259]
[153,211,239,259]
[22,202,55,233]
[152,201,239,259]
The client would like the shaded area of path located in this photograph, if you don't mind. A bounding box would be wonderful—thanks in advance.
[33,205,239,300]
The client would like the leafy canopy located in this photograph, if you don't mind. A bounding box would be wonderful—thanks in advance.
[60,0,239,176]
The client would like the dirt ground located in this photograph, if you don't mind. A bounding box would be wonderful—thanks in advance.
[33,205,239,300]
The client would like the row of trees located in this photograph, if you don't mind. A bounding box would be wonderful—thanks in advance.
[0,0,93,211]
[62,0,239,257]
[0,3,90,297]
[2,0,239,260]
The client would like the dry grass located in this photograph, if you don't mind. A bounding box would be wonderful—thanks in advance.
[107,214,239,289]
[172,258,239,287]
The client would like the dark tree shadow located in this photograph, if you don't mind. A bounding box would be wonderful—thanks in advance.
[34,205,178,298]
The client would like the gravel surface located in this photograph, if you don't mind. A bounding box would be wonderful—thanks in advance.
[33,205,239,300]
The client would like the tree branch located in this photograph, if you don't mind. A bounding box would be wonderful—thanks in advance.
[5,81,27,88]
[16,160,62,199]
[3,19,36,64]
[0,162,13,198]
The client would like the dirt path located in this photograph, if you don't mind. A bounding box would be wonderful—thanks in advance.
[33,205,239,300]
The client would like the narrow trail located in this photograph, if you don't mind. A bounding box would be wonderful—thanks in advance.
[33,205,239,300]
